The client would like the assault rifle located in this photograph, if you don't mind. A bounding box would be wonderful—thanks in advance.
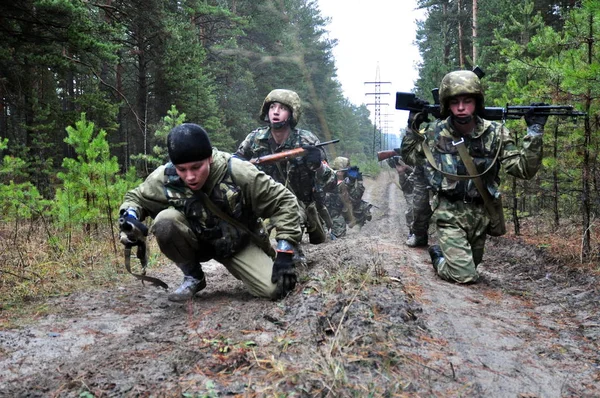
[396,64,585,120]
[250,139,339,165]
[396,91,586,121]
[119,216,168,289]
[377,149,402,163]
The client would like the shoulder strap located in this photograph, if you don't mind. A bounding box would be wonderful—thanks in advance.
[421,129,503,180]
[452,138,497,216]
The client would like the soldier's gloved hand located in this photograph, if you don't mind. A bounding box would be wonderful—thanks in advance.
[408,109,429,130]
[302,145,323,171]
[118,210,148,246]
[346,166,360,181]
[525,102,549,136]
[271,250,297,298]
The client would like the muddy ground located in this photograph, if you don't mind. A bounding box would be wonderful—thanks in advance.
[1,170,599,397]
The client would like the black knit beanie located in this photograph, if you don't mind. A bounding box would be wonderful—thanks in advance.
[167,123,212,165]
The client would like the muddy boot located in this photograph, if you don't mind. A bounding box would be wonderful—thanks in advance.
[406,233,428,247]
[428,245,445,272]
[168,272,206,302]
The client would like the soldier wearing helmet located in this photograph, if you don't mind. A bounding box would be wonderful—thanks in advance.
[400,69,548,284]
[325,157,372,239]
[235,89,337,252]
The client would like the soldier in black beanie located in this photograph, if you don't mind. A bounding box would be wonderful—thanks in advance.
[118,123,303,302]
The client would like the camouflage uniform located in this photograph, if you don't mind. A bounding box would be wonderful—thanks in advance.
[326,157,371,238]
[402,117,542,283]
[120,149,303,298]
[388,156,414,229]
[407,164,433,244]
[235,90,336,244]
[401,70,544,283]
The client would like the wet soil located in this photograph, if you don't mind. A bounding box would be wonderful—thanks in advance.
[1,170,599,397]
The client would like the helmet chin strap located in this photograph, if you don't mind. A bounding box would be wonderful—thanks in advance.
[271,117,291,130]
[451,115,473,125]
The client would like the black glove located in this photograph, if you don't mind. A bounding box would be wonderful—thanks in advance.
[118,213,148,246]
[346,166,360,181]
[271,251,297,298]
[524,102,549,127]
[302,145,323,171]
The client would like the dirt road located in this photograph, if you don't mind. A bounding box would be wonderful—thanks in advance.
[1,170,598,397]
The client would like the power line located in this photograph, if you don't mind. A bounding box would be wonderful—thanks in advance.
[365,63,391,157]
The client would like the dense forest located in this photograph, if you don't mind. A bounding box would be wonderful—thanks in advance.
[1,0,599,302]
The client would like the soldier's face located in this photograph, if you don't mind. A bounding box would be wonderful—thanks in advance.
[268,102,291,124]
[174,157,212,191]
[449,95,476,117]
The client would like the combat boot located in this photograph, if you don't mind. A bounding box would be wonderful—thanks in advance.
[428,245,445,272]
[168,273,206,302]
[406,233,428,247]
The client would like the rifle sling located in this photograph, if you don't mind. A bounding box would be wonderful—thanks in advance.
[197,191,276,258]
[420,133,502,181]
[420,133,503,217]
[124,245,169,290]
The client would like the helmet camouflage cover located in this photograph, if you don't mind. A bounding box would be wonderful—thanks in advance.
[259,89,302,127]
[331,156,350,170]
[439,70,485,117]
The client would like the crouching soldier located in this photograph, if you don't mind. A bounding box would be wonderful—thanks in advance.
[118,123,303,302]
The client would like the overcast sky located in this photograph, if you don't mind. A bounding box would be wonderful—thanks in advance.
[316,0,425,134]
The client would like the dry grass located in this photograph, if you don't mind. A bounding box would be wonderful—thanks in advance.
[509,216,600,270]
[0,222,140,326]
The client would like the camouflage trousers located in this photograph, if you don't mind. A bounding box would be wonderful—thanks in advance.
[432,196,489,283]
[329,207,347,238]
[409,165,433,237]
[397,171,414,229]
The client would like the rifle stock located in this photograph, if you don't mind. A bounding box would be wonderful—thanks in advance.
[377,149,399,162]
[250,139,339,165]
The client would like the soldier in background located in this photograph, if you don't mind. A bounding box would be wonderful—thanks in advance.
[326,156,372,239]
[388,155,414,238]
[235,89,337,247]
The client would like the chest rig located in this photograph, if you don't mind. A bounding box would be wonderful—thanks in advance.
[250,128,316,204]
[428,121,502,197]
[163,161,253,258]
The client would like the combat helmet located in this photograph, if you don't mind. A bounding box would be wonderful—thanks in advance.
[331,156,350,170]
[259,89,302,128]
[438,70,485,118]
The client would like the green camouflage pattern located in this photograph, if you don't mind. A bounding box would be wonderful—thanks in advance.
[325,171,370,237]
[408,165,433,237]
[401,116,543,283]
[439,70,484,117]
[235,126,336,204]
[259,89,302,126]
[402,116,542,198]
[331,156,350,170]
[431,197,487,283]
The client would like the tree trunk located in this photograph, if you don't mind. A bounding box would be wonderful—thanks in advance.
[457,0,464,68]
[581,13,593,261]
[472,0,478,65]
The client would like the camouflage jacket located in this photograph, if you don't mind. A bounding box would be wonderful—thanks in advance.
[234,126,336,204]
[326,173,366,211]
[401,116,543,199]
[120,149,303,256]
